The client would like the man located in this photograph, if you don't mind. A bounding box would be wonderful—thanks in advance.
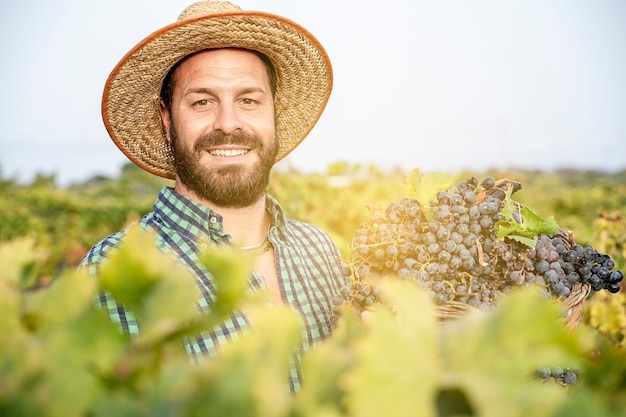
[81,1,350,392]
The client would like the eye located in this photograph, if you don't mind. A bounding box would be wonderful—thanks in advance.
[195,99,209,107]
[241,98,256,106]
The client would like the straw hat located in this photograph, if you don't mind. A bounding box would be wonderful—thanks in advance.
[102,1,333,179]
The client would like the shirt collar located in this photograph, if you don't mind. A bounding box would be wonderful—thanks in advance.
[153,186,287,243]
[265,193,287,239]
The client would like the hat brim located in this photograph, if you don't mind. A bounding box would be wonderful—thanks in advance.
[102,10,333,179]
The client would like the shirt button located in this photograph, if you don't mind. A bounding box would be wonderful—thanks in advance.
[209,216,218,224]
[200,243,207,249]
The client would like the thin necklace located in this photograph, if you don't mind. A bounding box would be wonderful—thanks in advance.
[240,237,273,256]
[240,235,269,251]
[240,221,273,255]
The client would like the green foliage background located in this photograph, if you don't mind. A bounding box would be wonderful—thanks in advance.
[2,162,626,416]
[3,162,625,277]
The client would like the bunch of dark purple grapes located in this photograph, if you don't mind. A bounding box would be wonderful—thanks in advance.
[529,234,622,297]
[333,176,623,316]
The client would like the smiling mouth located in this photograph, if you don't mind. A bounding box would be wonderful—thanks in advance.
[208,149,249,157]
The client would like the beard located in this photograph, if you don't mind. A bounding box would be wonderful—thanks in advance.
[171,125,278,208]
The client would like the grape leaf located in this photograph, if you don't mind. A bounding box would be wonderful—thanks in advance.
[495,188,559,248]
[402,169,455,219]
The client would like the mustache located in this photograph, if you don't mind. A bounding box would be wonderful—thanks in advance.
[194,131,260,152]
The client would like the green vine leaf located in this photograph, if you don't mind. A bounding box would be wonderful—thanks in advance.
[402,169,455,219]
[495,188,559,248]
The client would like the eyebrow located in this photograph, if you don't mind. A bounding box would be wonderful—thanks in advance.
[183,87,268,96]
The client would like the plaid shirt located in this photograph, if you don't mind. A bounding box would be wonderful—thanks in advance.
[80,186,349,391]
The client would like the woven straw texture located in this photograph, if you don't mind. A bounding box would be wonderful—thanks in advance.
[102,1,332,179]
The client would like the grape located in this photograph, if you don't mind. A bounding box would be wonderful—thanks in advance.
[438,250,452,263]
[427,243,441,255]
[608,270,623,284]
[562,262,575,274]
[482,176,496,189]
[546,250,560,263]
[456,284,468,294]
[597,266,610,279]
[536,247,549,260]
[535,260,550,274]
[423,232,437,245]
[509,271,524,285]
[562,370,577,385]
[464,191,478,205]
[449,193,463,206]
[536,368,551,378]
[436,191,450,205]
[558,286,571,298]
[563,250,577,263]
[437,227,451,241]
[603,258,615,270]
[551,367,563,378]
[544,269,558,283]
[479,216,493,230]
[442,240,457,253]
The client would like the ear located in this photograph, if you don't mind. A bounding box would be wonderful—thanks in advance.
[159,99,172,141]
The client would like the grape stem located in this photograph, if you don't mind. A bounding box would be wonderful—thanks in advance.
[475,237,489,267]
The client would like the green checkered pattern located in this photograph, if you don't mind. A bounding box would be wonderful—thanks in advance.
[80,186,349,392]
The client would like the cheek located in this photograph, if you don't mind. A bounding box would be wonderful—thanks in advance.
[171,114,205,144]
[259,116,277,142]
[169,103,206,131]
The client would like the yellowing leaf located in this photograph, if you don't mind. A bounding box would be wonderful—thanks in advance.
[402,169,455,219]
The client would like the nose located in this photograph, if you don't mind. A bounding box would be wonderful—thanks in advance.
[213,103,244,134]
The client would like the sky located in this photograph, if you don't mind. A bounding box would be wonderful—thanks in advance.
[1,0,625,186]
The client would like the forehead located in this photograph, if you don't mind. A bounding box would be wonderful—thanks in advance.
[173,48,270,88]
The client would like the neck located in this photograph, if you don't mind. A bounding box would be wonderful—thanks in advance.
[174,183,269,247]
[214,199,270,247]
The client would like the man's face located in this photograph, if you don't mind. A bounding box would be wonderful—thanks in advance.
[161,49,278,208]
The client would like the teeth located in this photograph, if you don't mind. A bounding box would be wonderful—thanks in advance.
[209,149,248,157]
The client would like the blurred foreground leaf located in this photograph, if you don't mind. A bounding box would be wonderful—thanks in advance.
[198,244,254,322]
[439,287,594,417]
[183,304,302,417]
[345,280,441,417]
